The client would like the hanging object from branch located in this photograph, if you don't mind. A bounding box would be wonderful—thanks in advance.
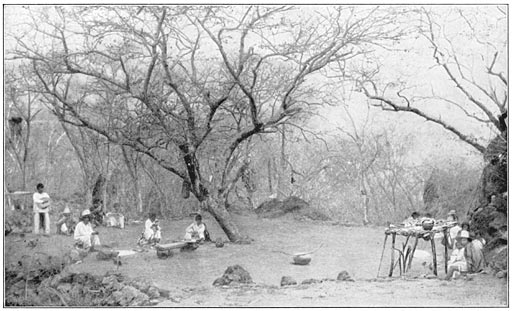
[181,181,190,199]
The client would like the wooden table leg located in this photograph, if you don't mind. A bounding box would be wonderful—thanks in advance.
[377,234,389,278]
[407,235,419,271]
[443,228,448,274]
[389,233,396,277]
[430,232,437,276]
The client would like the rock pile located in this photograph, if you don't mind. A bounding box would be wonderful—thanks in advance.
[5,253,170,306]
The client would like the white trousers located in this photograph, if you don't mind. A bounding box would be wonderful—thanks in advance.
[75,235,101,249]
[33,212,50,234]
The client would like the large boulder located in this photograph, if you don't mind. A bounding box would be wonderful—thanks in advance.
[212,265,253,286]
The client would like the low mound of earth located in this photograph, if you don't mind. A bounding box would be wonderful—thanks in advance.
[255,196,330,221]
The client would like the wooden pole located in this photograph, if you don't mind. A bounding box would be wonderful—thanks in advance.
[407,236,420,271]
[388,233,396,277]
[430,232,437,276]
[377,233,389,278]
[443,228,448,274]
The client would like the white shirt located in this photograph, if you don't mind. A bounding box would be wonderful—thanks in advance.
[186,222,205,239]
[33,192,50,213]
[145,219,160,233]
[449,247,466,264]
[74,221,94,239]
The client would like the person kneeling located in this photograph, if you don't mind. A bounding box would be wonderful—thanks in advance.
[74,209,101,251]
[139,213,161,246]
[445,230,470,280]
[184,214,206,242]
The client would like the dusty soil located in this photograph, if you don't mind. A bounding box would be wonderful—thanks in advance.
[4,213,508,307]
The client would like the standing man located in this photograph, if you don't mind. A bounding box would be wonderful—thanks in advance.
[33,183,51,235]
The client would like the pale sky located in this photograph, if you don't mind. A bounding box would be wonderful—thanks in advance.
[3,5,505,169]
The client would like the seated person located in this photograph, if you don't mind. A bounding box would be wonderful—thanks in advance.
[138,213,161,245]
[465,230,486,273]
[184,214,206,242]
[445,231,470,280]
[402,212,420,226]
[74,209,101,251]
[56,206,76,235]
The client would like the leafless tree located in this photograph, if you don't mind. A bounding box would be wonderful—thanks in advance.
[356,6,507,154]
[5,66,42,191]
[9,5,405,241]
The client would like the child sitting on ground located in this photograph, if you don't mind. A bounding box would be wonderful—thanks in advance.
[138,212,162,246]
[56,206,76,235]
[445,230,470,280]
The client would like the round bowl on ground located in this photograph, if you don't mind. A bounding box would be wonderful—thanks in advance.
[292,254,312,265]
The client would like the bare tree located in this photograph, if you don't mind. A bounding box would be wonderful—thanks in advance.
[337,104,381,225]
[9,5,404,241]
[5,66,41,191]
[356,6,507,154]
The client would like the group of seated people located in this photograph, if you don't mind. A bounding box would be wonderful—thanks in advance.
[137,213,210,246]
[402,209,486,280]
[50,202,211,253]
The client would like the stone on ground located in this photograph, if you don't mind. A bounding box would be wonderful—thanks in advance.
[213,265,253,286]
[280,276,297,286]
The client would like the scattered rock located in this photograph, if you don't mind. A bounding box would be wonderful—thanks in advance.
[215,238,224,248]
[337,270,355,282]
[108,285,149,306]
[213,265,253,286]
[130,277,152,293]
[157,249,173,259]
[280,276,297,287]
[301,278,320,285]
[496,270,507,279]
[146,286,161,299]
[158,288,171,298]
[321,278,336,283]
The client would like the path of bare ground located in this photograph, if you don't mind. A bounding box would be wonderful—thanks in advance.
[4,213,508,307]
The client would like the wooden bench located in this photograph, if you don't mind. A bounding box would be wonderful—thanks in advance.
[155,241,198,258]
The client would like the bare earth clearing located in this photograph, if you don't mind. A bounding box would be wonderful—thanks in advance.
[4,214,507,307]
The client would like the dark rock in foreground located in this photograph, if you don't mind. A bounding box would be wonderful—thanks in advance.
[337,270,355,282]
[280,276,297,286]
[213,265,253,286]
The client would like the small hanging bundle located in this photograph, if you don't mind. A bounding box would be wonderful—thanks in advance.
[181,181,190,199]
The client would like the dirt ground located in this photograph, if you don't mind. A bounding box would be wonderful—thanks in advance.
[4,213,508,307]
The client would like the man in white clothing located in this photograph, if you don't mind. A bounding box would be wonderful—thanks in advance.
[74,209,101,250]
[184,214,206,241]
[33,183,51,235]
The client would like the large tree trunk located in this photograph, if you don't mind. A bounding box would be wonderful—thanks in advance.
[181,143,246,243]
[205,196,245,243]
